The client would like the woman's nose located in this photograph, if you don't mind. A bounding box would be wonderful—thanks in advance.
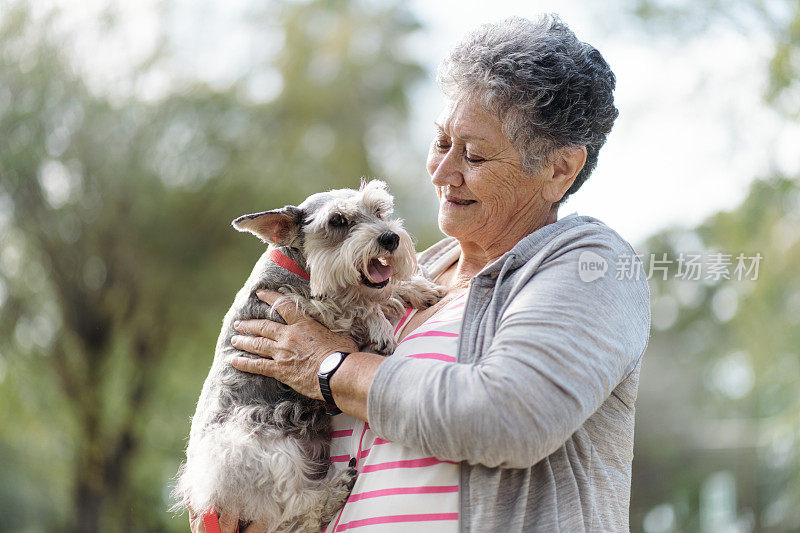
[429,149,463,188]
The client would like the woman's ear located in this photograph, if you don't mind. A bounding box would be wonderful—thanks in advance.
[542,146,587,203]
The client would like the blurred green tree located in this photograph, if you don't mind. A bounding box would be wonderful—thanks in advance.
[624,1,800,531]
[635,177,800,532]
[0,1,424,531]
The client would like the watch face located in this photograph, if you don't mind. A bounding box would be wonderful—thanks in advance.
[319,352,343,374]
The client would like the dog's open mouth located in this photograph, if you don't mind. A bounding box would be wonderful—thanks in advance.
[361,256,393,288]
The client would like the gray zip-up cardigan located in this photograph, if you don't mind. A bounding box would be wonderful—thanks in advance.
[367,214,651,532]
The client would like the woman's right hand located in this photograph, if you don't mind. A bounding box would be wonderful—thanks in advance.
[188,505,268,533]
[188,506,202,532]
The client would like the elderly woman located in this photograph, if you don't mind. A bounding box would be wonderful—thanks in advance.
[196,14,650,533]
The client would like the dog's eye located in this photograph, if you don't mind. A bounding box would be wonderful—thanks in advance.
[374,209,383,220]
[329,213,348,227]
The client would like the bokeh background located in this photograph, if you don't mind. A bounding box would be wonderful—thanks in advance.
[1,0,798,531]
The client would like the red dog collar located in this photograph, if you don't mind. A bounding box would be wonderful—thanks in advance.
[269,249,310,280]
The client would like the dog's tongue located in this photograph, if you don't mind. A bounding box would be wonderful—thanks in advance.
[367,258,392,284]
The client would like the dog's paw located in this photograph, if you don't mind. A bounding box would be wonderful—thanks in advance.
[341,467,358,492]
[319,466,359,526]
[366,336,396,355]
[422,283,446,306]
[398,275,446,309]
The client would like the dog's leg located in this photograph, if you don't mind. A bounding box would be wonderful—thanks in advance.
[260,447,357,533]
[362,313,397,355]
[272,466,357,533]
[318,466,358,526]
[395,274,445,310]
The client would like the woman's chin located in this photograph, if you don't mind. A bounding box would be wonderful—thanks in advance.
[438,215,476,241]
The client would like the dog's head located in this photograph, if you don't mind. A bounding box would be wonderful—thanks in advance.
[232,180,417,298]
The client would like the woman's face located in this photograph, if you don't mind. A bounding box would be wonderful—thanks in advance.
[426,98,552,256]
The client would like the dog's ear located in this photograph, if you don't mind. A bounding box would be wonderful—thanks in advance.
[232,206,302,245]
[359,178,388,192]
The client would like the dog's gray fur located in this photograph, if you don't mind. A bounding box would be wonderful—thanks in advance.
[173,180,443,532]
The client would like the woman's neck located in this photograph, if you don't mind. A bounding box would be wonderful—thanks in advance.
[453,205,558,283]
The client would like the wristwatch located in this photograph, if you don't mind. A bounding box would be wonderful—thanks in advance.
[318,351,350,415]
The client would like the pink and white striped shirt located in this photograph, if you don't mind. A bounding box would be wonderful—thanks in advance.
[323,292,468,532]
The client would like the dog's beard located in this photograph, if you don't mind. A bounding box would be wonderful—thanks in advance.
[305,224,416,299]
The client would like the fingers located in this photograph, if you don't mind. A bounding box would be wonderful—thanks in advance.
[188,509,245,533]
[231,355,276,376]
[188,512,204,533]
[218,512,239,533]
[231,334,275,358]
[256,289,304,323]
[234,319,280,340]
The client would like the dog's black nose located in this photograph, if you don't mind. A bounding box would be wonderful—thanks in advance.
[378,232,400,252]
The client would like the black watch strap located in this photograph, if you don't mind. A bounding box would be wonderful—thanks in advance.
[318,352,349,415]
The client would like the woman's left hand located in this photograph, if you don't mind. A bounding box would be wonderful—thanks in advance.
[230,290,359,400]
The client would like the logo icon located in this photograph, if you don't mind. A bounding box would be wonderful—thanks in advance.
[578,251,608,282]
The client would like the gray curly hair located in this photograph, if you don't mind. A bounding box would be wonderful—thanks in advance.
[437,14,618,204]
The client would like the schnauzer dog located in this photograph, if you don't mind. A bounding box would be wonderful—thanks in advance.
[173,180,443,532]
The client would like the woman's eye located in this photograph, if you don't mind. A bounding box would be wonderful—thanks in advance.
[434,139,450,151]
[329,214,348,227]
[465,154,485,164]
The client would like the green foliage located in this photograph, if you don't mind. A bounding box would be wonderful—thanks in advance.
[635,175,800,531]
[622,5,800,530]
[766,5,800,116]
[0,1,425,531]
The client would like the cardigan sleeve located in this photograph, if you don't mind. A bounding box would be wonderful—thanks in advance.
[366,228,650,469]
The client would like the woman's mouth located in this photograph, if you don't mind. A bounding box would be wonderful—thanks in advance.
[444,197,476,206]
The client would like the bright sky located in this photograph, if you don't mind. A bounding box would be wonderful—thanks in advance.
[31,0,800,247]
